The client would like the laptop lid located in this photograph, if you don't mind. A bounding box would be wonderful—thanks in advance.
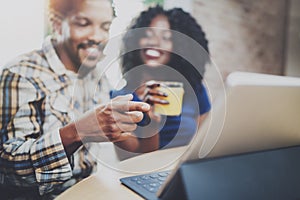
[157,71,300,197]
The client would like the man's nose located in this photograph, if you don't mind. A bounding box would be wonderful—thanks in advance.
[88,26,108,44]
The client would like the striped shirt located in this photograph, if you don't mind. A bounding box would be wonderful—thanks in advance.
[0,36,111,195]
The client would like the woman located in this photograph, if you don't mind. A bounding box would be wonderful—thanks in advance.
[112,6,211,153]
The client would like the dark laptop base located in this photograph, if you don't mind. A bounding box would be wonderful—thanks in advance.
[120,170,171,200]
[121,145,300,200]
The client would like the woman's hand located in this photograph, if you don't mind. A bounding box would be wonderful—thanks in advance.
[136,80,168,105]
[135,80,169,122]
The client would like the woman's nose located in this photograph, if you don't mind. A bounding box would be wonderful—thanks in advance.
[147,36,160,47]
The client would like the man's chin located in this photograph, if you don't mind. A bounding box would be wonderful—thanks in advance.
[82,55,101,66]
[77,61,97,77]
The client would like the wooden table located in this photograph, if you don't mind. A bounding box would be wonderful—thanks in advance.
[56,143,187,200]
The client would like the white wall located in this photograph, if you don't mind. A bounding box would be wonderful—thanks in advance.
[284,0,300,77]
[0,0,45,68]
[104,0,145,88]
[164,0,193,12]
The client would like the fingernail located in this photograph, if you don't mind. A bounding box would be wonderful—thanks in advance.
[136,112,143,118]
[142,103,150,110]
[161,100,169,104]
[127,94,133,98]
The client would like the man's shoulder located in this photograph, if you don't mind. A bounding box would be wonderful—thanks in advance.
[2,49,56,79]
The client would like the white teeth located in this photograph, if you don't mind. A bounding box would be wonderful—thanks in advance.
[145,49,160,57]
[86,47,98,53]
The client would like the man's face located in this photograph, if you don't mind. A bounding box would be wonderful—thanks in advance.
[58,0,113,73]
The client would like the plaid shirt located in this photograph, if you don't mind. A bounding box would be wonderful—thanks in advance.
[0,36,111,195]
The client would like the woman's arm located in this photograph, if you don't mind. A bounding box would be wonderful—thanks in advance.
[197,112,209,128]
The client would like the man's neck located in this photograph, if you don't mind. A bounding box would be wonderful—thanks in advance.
[53,42,79,74]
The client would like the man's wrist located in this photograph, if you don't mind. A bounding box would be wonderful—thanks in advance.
[59,123,83,155]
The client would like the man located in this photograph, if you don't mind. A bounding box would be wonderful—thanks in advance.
[0,0,150,198]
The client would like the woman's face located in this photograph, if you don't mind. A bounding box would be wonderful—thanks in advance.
[139,15,173,67]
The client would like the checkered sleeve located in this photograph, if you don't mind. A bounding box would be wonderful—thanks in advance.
[0,69,72,195]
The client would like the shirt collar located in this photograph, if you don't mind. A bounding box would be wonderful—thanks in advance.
[42,36,75,76]
[42,36,108,84]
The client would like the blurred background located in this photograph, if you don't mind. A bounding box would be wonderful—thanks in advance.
[0,0,299,80]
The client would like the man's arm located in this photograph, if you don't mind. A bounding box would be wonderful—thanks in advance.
[0,69,72,195]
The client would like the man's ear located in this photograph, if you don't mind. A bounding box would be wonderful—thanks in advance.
[51,19,63,36]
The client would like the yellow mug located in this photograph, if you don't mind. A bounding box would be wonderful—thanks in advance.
[154,81,184,116]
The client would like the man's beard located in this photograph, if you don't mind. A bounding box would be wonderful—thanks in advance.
[75,41,106,77]
[77,63,97,78]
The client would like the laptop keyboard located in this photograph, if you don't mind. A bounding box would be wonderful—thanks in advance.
[120,170,171,200]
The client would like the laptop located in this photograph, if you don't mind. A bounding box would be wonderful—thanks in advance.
[120,71,300,200]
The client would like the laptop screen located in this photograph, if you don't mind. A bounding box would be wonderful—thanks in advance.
[157,72,300,197]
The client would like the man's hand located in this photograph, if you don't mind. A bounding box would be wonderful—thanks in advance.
[75,94,150,143]
[59,94,150,155]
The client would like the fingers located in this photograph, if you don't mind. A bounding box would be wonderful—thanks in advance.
[100,119,137,142]
[147,88,168,97]
[144,95,169,105]
[144,81,167,97]
[145,80,160,89]
[143,87,169,105]
[107,132,135,142]
[117,122,138,132]
[78,94,151,144]
[122,111,144,123]
[128,101,151,112]
[96,95,151,136]
[97,108,144,128]
[111,95,150,113]
[140,81,169,105]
